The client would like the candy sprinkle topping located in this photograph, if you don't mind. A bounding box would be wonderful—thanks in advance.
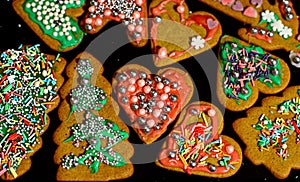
[253,90,300,160]
[221,40,282,102]
[0,45,59,179]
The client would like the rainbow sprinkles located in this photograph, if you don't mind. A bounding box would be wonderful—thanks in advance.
[0,45,60,179]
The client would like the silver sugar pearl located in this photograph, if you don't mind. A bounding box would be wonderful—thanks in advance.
[130,70,137,77]
[282,0,289,5]
[144,126,151,133]
[231,42,238,48]
[286,13,294,20]
[117,73,127,82]
[136,19,143,25]
[208,164,216,172]
[138,117,146,125]
[139,72,147,79]
[190,109,198,115]
[164,105,172,113]
[154,16,162,23]
[272,69,279,76]
[131,104,139,110]
[171,82,178,89]
[121,96,129,104]
[268,57,277,66]
[160,113,167,121]
[119,86,126,93]
[154,75,162,82]
[154,125,160,130]
[251,27,258,34]
[85,24,93,31]
[284,5,292,13]
[241,87,249,95]
[169,151,176,158]
[169,94,178,102]
[293,56,300,64]
[267,31,274,37]
[172,133,180,140]
[78,59,87,66]
[189,160,197,168]
[259,29,266,35]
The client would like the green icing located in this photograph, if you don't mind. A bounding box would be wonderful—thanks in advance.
[61,58,128,172]
[23,0,85,50]
[220,39,282,102]
[62,112,128,172]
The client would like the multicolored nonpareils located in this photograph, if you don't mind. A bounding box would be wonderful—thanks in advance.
[0,45,61,179]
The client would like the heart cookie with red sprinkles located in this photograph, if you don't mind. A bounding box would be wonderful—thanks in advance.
[156,101,243,178]
[112,64,194,144]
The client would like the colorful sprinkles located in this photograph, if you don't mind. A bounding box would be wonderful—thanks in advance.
[61,58,128,172]
[0,45,59,179]
[253,90,300,160]
[221,40,282,102]
[165,107,239,174]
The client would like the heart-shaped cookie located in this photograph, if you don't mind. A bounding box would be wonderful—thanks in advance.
[199,0,300,52]
[216,35,290,111]
[149,0,222,67]
[80,0,148,47]
[112,64,194,144]
[13,0,85,52]
[233,86,300,179]
[156,101,243,178]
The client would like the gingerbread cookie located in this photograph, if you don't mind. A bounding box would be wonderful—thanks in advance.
[216,35,290,111]
[112,64,194,144]
[0,45,66,180]
[53,52,134,181]
[156,101,243,178]
[80,0,148,47]
[13,0,85,52]
[233,85,300,179]
[149,0,222,67]
[199,0,300,52]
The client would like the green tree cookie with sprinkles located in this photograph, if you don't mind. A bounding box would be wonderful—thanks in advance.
[68,59,108,120]
[61,111,129,173]
[0,45,65,180]
[233,86,300,179]
[217,35,290,111]
[13,0,85,52]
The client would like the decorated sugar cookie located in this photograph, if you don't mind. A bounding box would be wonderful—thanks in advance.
[53,52,134,181]
[156,101,243,178]
[233,86,300,179]
[13,0,86,52]
[0,45,66,180]
[80,0,148,47]
[112,64,194,144]
[199,0,300,52]
[149,0,222,67]
[216,35,290,111]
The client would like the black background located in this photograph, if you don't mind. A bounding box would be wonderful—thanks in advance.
[1,0,300,181]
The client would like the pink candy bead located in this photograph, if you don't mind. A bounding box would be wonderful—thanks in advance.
[158,47,167,59]
[137,79,146,87]
[127,85,136,92]
[85,18,93,24]
[147,119,155,128]
[152,109,161,118]
[104,9,111,16]
[226,145,234,154]
[164,86,170,93]
[139,108,146,115]
[129,78,136,84]
[131,96,138,103]
[133,11,140,19]
[95,18,102,26]
[88,6,95,13]
[177,5,185,13]
[160,93,168,100]
[127,24,135,32]
[135,0,143,6]
[208,109,216,117]
[157,101,164,108]
[135,25,143,33]
[156,82,164,90]
[143,85,151,93]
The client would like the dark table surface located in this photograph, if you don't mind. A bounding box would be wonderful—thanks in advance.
[1,0,300,181]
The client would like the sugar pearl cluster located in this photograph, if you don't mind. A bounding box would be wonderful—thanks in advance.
[62,58,128,172]
[0,45,59,179]
[25,0,82,41]
[116,70,180,134]
[69,59,107,114]
[61,112,128,171]
[84,0,145,39]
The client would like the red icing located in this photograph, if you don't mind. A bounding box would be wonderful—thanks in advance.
[82,0,147,44]
[115,69,192,142]
[158,104,240,174]
[150,0,219,60]
[247,27,273,43]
